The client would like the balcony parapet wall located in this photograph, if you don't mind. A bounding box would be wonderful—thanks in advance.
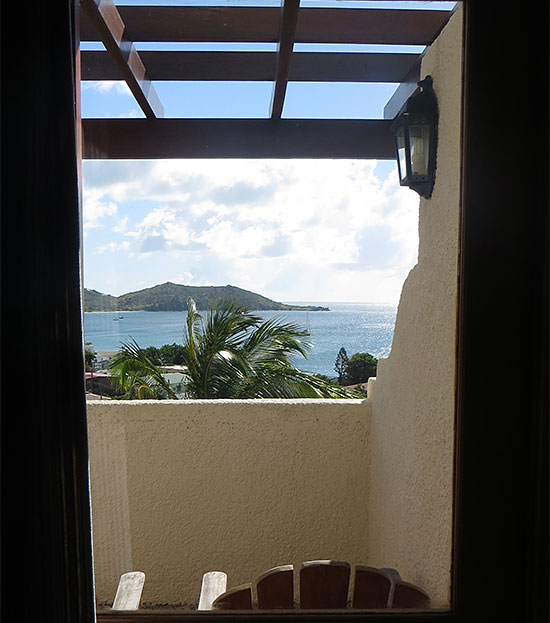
[87,399,369,607]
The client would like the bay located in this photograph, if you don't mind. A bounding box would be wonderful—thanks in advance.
[84,302,397,378]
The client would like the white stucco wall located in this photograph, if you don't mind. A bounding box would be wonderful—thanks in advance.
[365,7,463,608]
[87,399,370,607]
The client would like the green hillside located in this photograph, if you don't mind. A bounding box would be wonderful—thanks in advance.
[84,288,118,311]
[84,282,329,312]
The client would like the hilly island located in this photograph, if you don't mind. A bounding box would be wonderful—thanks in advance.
[84,282,329,313]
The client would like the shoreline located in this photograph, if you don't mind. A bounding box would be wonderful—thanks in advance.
[84,306,330,313]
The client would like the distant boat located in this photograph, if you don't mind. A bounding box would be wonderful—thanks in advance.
[113,315,124,321]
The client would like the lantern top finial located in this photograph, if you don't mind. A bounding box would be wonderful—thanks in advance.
[418,75,434,92]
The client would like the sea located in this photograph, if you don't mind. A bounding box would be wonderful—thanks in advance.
[84,302,397,378]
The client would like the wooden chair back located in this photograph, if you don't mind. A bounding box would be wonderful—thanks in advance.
[208,560,430,611]
[257,565,294,609]
[198,571,228,610]
[300,560,350,609]
[112,571,145,610]
[211,584,253,610]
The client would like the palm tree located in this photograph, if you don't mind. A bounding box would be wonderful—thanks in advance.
[110,298,359,399]
[109,338,179,399]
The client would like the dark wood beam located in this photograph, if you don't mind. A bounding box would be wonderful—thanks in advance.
[82,119,395,160]
[80,0,163,119]
[271,0,300,119]
[80,7,452,46]
[383,58,422,120]
[82,50,420,83]
[296,8,451,45]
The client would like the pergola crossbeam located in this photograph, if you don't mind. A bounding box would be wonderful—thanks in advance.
[82,119,395,160]
[79,7,452,46]
[383,57,422,120]
[82,50,419,84]
[80,0,163,119]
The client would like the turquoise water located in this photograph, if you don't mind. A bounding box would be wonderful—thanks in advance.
[84,302,397,378]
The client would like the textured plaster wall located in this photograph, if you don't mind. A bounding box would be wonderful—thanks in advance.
[87,411,135,604]
[365,7,463,608]
[87,399,369,607]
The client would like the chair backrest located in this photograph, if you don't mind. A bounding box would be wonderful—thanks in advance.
[300,560,350,609]
[112,571,145,610]
[352,565,393,608]
[198,571,227,610]
[392,580,431,609]
[211,584,253,610]
[208,561,430,611]
[257,564,294,609]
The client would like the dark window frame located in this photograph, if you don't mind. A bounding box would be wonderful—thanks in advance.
[1,1,547,622]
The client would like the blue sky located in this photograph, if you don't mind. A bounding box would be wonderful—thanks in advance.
[81,1,456,303]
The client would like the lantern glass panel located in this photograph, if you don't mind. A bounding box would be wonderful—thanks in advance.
[395,127,408,183]
[409,125,430,177]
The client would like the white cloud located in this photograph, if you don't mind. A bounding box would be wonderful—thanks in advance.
[82,159,419,303]
[82,81,132,96]
[118,108,143,118]
[83,187,118,230]
[95,241,130,255]
[113,216,128,233]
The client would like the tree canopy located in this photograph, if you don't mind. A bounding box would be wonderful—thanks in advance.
[343,352,378,385]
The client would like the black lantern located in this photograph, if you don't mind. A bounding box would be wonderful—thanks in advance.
[391,75,438,199]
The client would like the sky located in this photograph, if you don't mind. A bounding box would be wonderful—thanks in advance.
[81,1,456,304]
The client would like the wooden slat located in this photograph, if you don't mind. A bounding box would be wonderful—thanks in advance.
[290,52,417,84]
[82,51,419,84]
[383,59,422,120]
[271,0,300,119]
[112,572,145,611]
[379,567,402,607]
[299,560,351,609]
[256,565,294,610]
[80,0,163,119]
[197,572,227,610]
[82,119,396,160]
[352,566,392,609]
[211,584,253,611]
[391,581,431,610]
[296,8,452,45]
[80,7,452,46]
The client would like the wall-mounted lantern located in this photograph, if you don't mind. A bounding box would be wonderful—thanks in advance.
[391,75,438,199]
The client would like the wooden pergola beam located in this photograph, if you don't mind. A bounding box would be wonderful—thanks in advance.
[296,8,451,45]
[82,119,396,160]
[271,0,300,119]
[80,0,163,119]
[383,57,422,120]
[81,51,420,83]
[80,7,452,46]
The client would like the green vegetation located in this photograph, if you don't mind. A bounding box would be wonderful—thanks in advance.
[109,339,179,399]
[334,347,378,386]
[109,298,358,400]
[334,346,349,384]
[84,282,329,313]
[142,344,186,366]
[84,343,97,372]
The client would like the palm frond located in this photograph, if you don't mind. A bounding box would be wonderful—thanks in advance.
[110,299,359,400]
[109,338,178,399]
